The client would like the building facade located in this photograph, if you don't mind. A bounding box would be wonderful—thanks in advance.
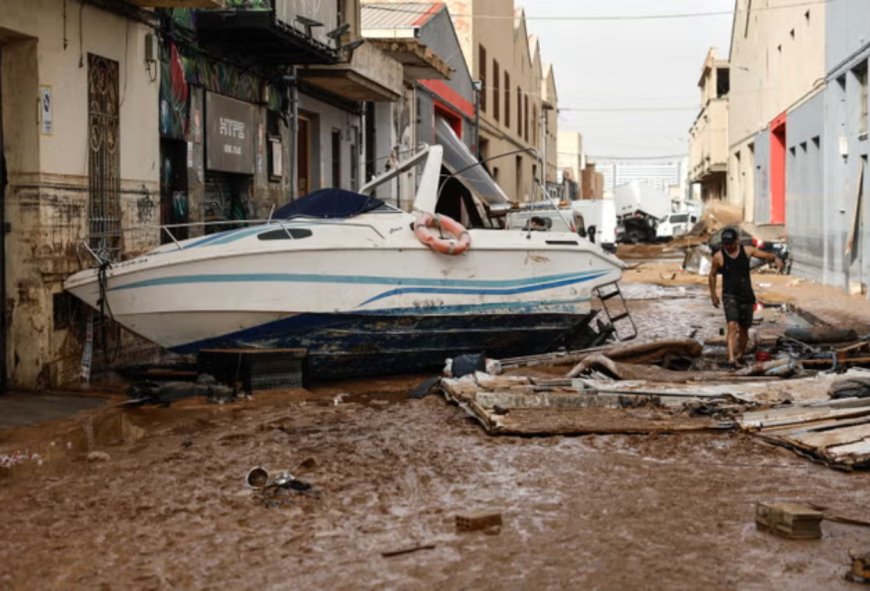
[361,2,471,210]
[726,0,870,291]
[558,131,584,200]
[815,0,870,289]
[689,48,729,203]
[727,0,826,224]
[442,1,557,203]
[581,163,605,200]
[1,1,161,390]
[599,160,683,196]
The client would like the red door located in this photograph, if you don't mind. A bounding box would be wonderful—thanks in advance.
[770,114,787,224]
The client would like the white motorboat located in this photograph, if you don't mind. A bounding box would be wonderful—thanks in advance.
[65,146,626,377]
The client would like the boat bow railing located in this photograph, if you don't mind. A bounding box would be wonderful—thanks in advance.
[156,217,387,250]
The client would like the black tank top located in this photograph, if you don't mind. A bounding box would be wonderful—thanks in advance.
[721,246,755,303]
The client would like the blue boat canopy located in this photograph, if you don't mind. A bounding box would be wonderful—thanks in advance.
[275,189,386,219]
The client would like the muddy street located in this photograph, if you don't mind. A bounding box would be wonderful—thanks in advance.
[2,279,869,590]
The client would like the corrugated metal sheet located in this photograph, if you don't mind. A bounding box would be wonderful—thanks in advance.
[361,2,441,30]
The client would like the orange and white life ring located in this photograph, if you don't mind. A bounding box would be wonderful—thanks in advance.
[413,212,471,255]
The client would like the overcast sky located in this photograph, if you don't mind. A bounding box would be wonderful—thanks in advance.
[519,0,735,160]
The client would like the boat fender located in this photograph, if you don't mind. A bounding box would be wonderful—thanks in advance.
[413,212,471,255]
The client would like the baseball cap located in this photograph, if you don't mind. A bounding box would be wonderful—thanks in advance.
[721,228,738,244]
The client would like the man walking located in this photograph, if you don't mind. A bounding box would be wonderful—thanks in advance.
[709,228,783,368]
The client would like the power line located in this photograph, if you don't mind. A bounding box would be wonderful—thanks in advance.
[559,106,697,112]
[589,154,688,161]
[364,0,829,22]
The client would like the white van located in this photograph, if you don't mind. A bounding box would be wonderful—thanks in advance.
[656,212,699,240]
[570,200,617,252]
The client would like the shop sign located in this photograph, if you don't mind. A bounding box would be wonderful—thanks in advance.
[206,92,255,174]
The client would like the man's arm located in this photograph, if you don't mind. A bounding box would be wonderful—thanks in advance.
[746,245,784,271]
[709,252,722,308]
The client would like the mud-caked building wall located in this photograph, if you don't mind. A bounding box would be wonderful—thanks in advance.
[1,1,160,390]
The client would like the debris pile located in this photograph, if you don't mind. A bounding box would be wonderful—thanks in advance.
[439,328,870,470]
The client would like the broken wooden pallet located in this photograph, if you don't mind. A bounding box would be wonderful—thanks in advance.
[441,374,723,436]
[739,398,870,469]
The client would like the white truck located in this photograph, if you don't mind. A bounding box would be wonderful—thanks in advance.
[613,181,672,243]
[570,199,617,252]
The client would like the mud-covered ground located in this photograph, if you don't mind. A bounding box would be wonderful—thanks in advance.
[2,267,870,590]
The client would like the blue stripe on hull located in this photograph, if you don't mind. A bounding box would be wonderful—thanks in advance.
[110,269,610,292]
[172,312,597,378]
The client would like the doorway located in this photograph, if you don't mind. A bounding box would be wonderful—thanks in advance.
[297,115,311,196]
[160,139,188,243]
[770,115,786,224]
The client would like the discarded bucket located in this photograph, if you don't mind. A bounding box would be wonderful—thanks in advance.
[245,466,270,489]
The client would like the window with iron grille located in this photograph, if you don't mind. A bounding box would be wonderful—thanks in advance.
[88,54,122,259]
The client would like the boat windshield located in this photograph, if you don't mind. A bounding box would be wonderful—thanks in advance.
[275,188,388,219]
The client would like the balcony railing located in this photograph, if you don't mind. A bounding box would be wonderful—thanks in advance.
[128,0,225,7]
[195,0,339,65]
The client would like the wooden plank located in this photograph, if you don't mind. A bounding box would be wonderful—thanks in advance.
[789,423,870,449]
[741,406,870,430]
[803,356,870,367]
[761,414,870,437]
[825,438,870,459]
[473,390,625,410]
[487,407,719,436]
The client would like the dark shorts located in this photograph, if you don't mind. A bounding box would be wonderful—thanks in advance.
[723,296,754,328]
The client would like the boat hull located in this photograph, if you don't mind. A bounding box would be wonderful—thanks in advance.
[168,310,597,378]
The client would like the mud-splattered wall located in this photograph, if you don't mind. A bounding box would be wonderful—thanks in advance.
[1,3,160,389]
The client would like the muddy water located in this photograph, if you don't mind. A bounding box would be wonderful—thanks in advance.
[1,395,868,590]
[1,289,869,589]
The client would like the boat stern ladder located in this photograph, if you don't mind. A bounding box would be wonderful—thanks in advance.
[593,281,638,342]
